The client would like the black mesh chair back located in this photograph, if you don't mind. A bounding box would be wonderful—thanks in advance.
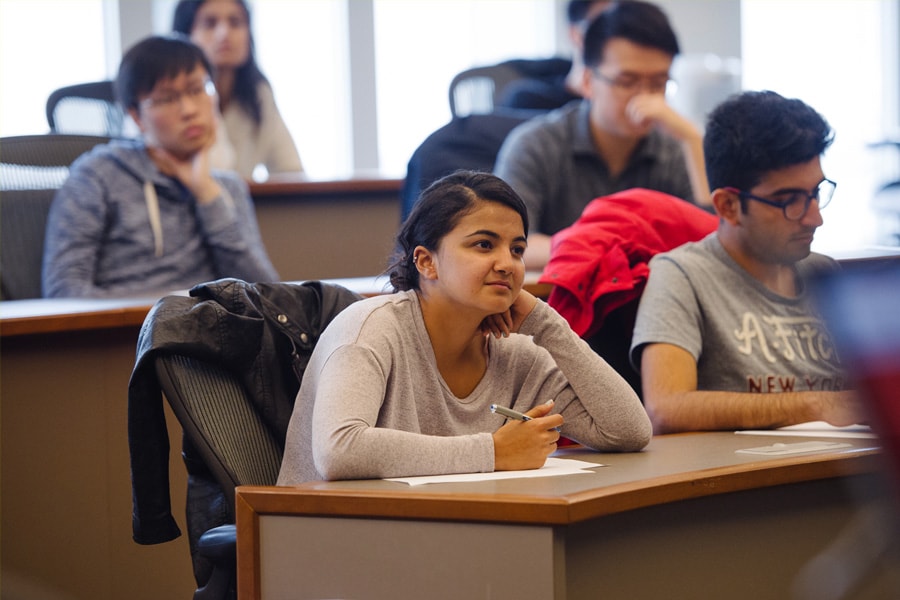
[448,58,572,118]
[46,80,125,137]
[0,189,56,300]
[401,111,531,222]
[0,133,111,190]
[448,63,523,118]
[154,353,281,600]
[0,134,112,299]
[155,354,282,514]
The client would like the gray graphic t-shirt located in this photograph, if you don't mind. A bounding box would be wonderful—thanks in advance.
[630,233,845,393]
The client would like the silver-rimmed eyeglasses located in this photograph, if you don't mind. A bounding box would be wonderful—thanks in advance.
[724,178,836,221]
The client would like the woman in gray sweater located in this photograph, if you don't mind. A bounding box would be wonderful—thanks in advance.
[277,171,651,485]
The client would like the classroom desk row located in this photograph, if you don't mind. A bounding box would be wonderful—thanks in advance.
[1,170,898,600]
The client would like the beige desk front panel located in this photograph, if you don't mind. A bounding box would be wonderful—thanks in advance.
[259,516,562,600]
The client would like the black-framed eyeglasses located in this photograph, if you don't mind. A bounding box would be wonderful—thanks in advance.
[591,69,673,95]
[724,178,836,221]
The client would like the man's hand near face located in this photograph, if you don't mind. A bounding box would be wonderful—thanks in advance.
[147,125,221,205]
[625,94,711,207]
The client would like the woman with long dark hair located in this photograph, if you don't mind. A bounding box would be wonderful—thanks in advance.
[277,171,651,484]
[173,0,302,180]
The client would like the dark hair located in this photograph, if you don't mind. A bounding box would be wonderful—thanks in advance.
[704,90,834,192]
[388,171,529,293]
[582,1,680,68]
[115,34,212,113]
[172,0,267,126]
[567,0,608,25]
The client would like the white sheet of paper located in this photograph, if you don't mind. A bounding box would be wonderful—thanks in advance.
[736,421,877,439]
[735,441,854,456]
[385,457,604,486]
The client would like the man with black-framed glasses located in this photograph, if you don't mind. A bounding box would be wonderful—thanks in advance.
[629,90,862,434]
[495,0,710,269]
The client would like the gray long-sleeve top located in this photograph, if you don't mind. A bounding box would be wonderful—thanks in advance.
[42,138,278,298]
[277,290,651,485]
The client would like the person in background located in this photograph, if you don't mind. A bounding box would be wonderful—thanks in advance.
[42,35,279,298]
[173,0,302,180]
[277,171,650,485]
[630,90,862,434]
[498,0,612,112]
[495,0,709,269]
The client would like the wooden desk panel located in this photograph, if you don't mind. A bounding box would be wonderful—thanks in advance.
[250,176,403,282]
[1,327,195,600]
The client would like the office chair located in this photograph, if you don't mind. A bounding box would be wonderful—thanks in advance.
[155,353,282,600]
[0,188,56,300]
[131,279,364,600]
[448,58,571,118]
[45,80,125,137]
[401,110,533,222]
[0,134,110,299]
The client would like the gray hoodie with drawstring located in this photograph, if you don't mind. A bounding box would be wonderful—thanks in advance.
[42,138,279,298]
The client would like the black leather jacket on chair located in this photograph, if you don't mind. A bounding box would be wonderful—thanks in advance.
[127,278,363,546]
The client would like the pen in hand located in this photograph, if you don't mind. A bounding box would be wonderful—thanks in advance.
[490,403,561,432]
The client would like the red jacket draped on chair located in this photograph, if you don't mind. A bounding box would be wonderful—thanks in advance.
[539,188,719,338]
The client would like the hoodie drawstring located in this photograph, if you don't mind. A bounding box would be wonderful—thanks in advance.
[143,180,164,258]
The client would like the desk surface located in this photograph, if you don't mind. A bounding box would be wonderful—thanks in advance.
[249,173,403,198]
[0,274,551,338]
[236,431,880,526]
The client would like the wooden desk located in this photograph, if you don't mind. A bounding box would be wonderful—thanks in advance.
[0,295,161,336]
[0,305,195,600]
[236,433,896,600]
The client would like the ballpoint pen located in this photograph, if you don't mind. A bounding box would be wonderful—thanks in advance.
[490,403,561,432]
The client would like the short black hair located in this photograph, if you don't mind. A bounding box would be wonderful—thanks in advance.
[389,171,529,292]
[115,34,212,113]
[704,90,834,191]
[567,0,608,25]
[582,1,679,68]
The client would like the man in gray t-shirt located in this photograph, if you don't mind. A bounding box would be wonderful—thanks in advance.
[630,90,862,434]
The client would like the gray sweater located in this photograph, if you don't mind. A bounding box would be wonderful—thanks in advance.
[494,100,694,236]
[42,139,278,298]
[278,290,651,484]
